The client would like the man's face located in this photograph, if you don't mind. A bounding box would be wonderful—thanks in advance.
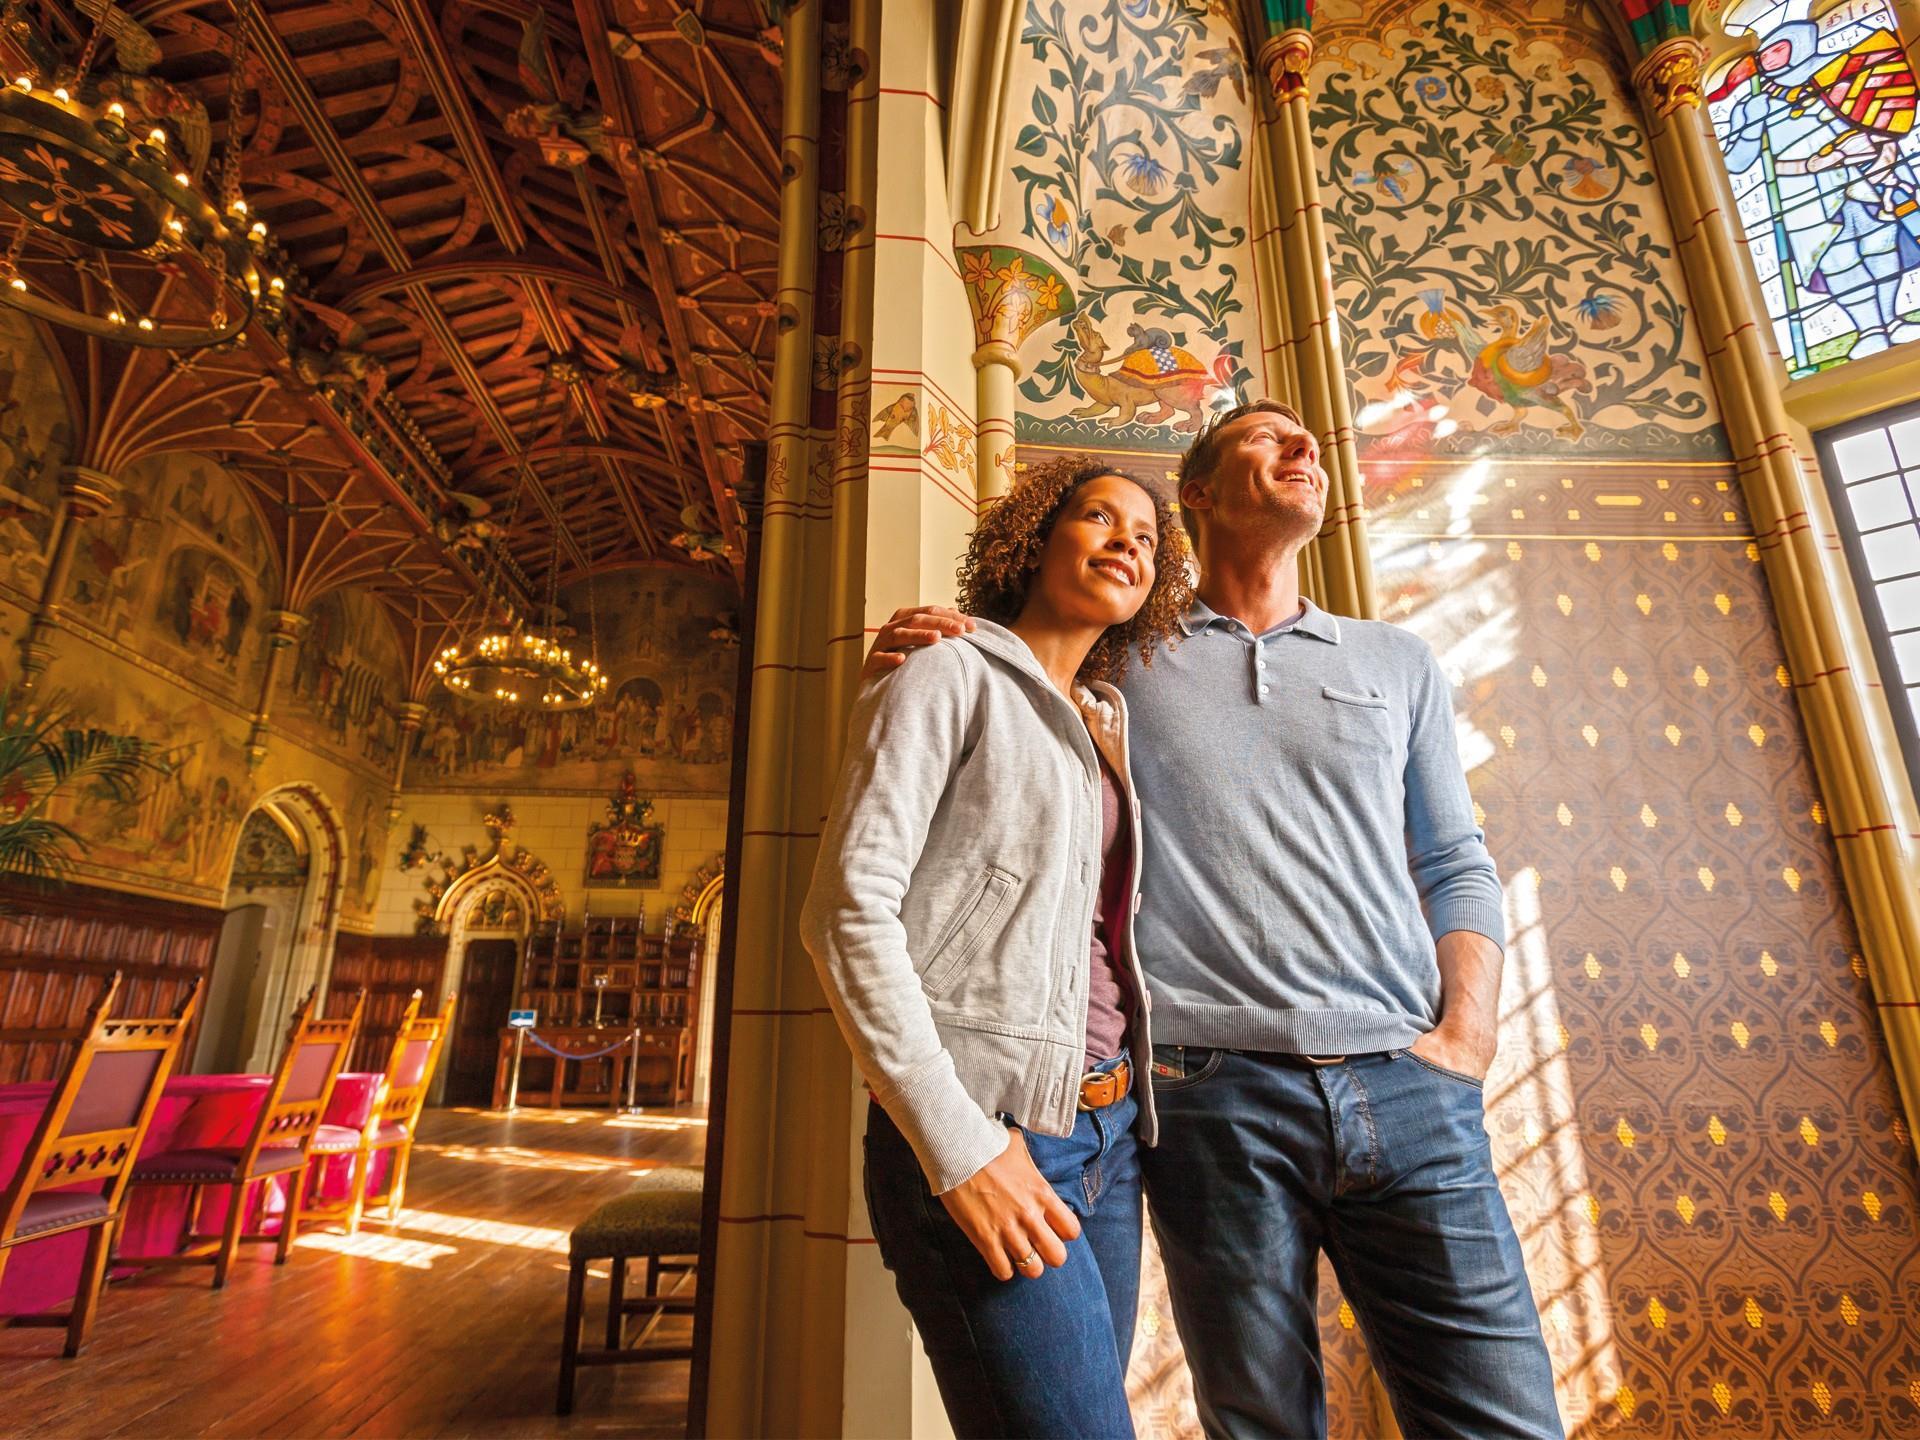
[1180,409,1328,550]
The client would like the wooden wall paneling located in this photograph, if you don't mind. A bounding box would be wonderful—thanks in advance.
[328,934,448,1073]
[0,878,222,1083]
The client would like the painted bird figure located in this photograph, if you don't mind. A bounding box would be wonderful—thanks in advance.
[1461,304,1591,438]
[872,393,918,442]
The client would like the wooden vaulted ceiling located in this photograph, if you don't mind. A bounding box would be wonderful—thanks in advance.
[27,0,780,625]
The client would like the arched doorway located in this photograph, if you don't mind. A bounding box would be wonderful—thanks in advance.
[434,859,545,1106]
[687,870,724,1103]
[198,785,345,1074]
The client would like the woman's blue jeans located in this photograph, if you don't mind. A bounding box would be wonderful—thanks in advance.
[861,1053,1141,1440]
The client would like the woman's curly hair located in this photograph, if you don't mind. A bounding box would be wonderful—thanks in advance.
[955,455,1192,685]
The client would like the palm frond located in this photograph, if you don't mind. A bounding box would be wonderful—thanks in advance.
[0,686,164,881]
[40,725,163,803]
[0,815,84,879]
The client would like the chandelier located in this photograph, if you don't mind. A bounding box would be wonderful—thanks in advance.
[435,360,608,712]
[0,0,285,349]
[432,629,606,710]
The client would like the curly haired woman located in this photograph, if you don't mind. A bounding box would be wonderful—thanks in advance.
[802,457,1191,1440]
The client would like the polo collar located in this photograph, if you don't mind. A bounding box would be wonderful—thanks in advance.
[1179,597,1342,644]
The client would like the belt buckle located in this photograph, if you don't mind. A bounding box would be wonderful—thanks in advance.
[1077,1059,1130,1110]
[1300,1053,1347,1066]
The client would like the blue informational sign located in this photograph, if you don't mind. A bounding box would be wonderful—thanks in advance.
[508,1010,537,1029]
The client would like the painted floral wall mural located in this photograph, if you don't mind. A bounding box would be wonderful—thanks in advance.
[987,0,1261,456]
[1314,0,1729,458]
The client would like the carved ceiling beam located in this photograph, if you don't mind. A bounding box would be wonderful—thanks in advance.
[575,0,742,567]
[468,441,699,486]
[412,301,589,574]
[335,252,642,312]
[389,0,527,251]
[245,3,587,576]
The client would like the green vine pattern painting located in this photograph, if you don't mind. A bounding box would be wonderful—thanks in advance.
[1004,0,1259,447]
[1313,2,1729,458]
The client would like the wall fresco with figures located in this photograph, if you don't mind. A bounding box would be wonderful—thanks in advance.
[65,451,280,702]
[0,318,393,922]
[0,308,68,600]
[408,566,739,794]
[1314,0,1729,458]
[980,0,1260,457]
[280,587,406,773]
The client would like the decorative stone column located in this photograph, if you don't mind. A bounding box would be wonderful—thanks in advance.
[1250,19,1377,619]
[18,466,121,690]
[245,609,307,770]
[957,243,1075,502]
[388,701,429,821]
[1632,34,1920,1150]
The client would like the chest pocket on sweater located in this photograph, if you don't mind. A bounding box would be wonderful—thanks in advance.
[921,866,1021,998]
[1321,685,1395,765]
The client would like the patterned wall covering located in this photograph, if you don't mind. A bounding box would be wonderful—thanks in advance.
[1276,1,1920,1434]
[1076,0,1920,1432]
[986,0,1260,460]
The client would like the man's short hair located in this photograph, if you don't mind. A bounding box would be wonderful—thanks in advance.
[1176,398,1306,545]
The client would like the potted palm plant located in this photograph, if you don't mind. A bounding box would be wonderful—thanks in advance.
[0,689,161,885]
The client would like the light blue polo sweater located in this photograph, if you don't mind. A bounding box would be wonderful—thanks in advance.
[1118,598,1506,1055]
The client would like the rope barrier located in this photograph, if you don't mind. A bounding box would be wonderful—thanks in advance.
[522,1028,638,1061]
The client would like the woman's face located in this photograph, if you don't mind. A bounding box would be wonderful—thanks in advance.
[1028,474,1159,630]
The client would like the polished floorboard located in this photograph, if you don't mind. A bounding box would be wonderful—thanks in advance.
[3,1104,707,1438]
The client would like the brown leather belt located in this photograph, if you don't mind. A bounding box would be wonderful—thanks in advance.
[1078,1059,1132,1111]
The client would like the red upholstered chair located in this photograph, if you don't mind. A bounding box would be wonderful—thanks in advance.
[300,990,454,1235]
[119,986,363,1288]
[0,972,201,1356]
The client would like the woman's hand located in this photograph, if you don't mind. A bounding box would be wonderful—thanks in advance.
[937,1129,1081,1280]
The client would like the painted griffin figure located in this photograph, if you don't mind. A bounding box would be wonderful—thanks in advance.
[1457,303,1591,438]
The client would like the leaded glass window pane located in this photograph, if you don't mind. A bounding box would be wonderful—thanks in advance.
[1818,400,1920,797]
[1708,0,1920,377]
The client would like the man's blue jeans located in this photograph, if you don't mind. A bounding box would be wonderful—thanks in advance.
[1140,1046,1561,1440]
[862,1052,1141,1440]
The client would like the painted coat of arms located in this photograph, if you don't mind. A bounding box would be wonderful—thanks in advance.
[584,770,665,888]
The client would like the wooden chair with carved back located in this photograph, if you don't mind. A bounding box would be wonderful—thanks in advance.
[300,989,454,1235]
[119,985,363,1288]
[0,971,202,1356]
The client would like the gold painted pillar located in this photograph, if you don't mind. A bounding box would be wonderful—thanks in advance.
[244,609,306,770]
[973,343,1018,501]
[1251,28,1376,620]
[18,466,121,691]
[1634,37,1920,1148]
[703,0,867,1428]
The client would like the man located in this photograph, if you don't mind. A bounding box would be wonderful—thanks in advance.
[867,400,1561,1439]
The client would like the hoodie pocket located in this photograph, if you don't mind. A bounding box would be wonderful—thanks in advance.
[921,866,1020,999]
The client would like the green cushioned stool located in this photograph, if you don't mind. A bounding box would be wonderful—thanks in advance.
[557,1166,703,1415]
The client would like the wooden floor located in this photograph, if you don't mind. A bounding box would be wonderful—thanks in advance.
[4,1104,708,1438]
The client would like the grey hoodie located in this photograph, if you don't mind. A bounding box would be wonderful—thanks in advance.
[800,619,1156,1194]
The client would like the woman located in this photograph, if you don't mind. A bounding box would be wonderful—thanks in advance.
[801,458,1192,1439]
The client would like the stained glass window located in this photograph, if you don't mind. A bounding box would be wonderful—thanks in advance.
[1816,400,1920,790]
[1707,0,1920,376]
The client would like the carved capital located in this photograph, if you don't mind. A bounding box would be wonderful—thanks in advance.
[1634,37,1705,118]
[1258,30,1314,105]
[267,609,307,649]
[395,701,430,734]
[58,466,121,519]
[972,340,1023,377]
